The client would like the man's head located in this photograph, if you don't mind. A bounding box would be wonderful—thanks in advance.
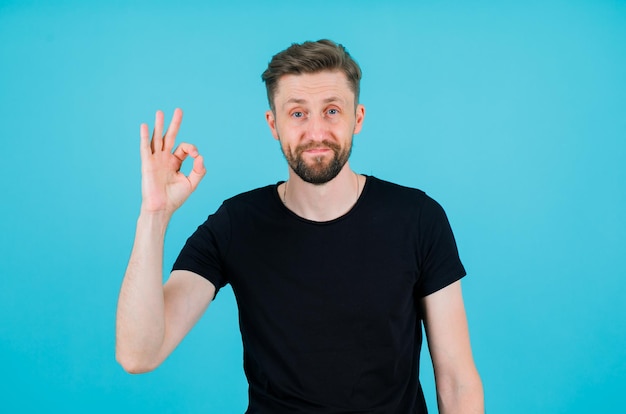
[262,41,366,185]
[261,39,362,111]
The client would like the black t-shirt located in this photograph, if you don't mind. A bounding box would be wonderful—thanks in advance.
[173,176,466,413]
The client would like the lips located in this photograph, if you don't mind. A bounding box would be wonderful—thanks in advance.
[296,140,341,155]
[304,147,331,154]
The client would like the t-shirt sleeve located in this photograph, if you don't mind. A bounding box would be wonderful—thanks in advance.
[415,195,466,297]
[172,203,231,295]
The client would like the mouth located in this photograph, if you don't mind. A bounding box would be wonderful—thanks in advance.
[303,147,331,154]
[299,141,337,153]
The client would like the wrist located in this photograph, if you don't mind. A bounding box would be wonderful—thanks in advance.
[137,209,173,231]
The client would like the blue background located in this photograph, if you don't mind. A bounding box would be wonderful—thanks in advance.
[1,0,624,412]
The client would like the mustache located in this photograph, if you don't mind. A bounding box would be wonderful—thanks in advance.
[295,140,341,153]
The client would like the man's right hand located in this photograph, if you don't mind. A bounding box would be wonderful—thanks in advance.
[116,108,212,374]
[139,108,206,215]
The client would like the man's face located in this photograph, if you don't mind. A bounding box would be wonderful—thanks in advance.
[266,70,365,184]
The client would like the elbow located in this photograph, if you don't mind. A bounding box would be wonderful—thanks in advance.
[117,360,154,375]
[116,348,159,374]
[436,370,484,413]
[115,329,165,374]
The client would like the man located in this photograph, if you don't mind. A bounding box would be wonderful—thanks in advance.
[116,39,484,413]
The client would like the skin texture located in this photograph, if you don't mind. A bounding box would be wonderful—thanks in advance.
[267,71,364,185]
[116,109,215,373]
[116,71,483,413]
[423,281,484,413]
[265,71,366,221]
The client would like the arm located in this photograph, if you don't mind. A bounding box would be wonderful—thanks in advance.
[115,109,213,373]
[422,280,484,413]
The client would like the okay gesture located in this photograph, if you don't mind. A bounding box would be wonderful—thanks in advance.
[139,108,206,215]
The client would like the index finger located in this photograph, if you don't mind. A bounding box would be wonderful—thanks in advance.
[163,108,183,152]
[139,123,150,159]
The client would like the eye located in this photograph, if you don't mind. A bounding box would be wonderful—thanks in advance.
[327,108,339,115]
[291,111,304,118]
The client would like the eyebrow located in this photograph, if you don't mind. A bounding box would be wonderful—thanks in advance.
[282,96,345,109]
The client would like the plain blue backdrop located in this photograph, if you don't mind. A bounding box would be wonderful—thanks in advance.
[1,0,624,412]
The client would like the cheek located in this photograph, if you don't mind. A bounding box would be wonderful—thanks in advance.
[278,124,306,144]
[279,138,294,156]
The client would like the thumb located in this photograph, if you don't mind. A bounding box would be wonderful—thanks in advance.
[188,155,206,191]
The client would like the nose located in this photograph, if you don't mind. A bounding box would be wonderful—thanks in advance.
[305,113,329,142]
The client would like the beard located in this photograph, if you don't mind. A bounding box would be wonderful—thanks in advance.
[281,138,353,185]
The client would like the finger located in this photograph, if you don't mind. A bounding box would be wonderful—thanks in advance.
[188,154,206,191]
[172,142,199,162]
[151,110,165,152]
[139,123,150,159]
[163,108,183,152]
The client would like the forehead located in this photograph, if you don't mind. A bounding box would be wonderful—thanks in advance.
[274,71,354,106]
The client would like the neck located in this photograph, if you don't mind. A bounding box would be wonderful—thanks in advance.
[280,163,363,222]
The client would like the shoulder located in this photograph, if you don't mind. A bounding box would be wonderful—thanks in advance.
[367,176,427,199]
[363,176,453,229]
[218,183,283,221]
[365,176,440,210]
[222,183,279,207]
[196,183,281,243]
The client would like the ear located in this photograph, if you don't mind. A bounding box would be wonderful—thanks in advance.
[265,110,279,140]
[353,104,366,135]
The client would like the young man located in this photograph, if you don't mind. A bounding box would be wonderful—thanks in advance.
[116,39,484,413]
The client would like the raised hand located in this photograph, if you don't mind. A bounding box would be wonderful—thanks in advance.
[139,108,206,215]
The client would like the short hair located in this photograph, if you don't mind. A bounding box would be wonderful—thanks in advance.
[261,39,362,111]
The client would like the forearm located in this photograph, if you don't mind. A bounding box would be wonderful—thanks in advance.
[437,371,484,414]
[116,211,172,373]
